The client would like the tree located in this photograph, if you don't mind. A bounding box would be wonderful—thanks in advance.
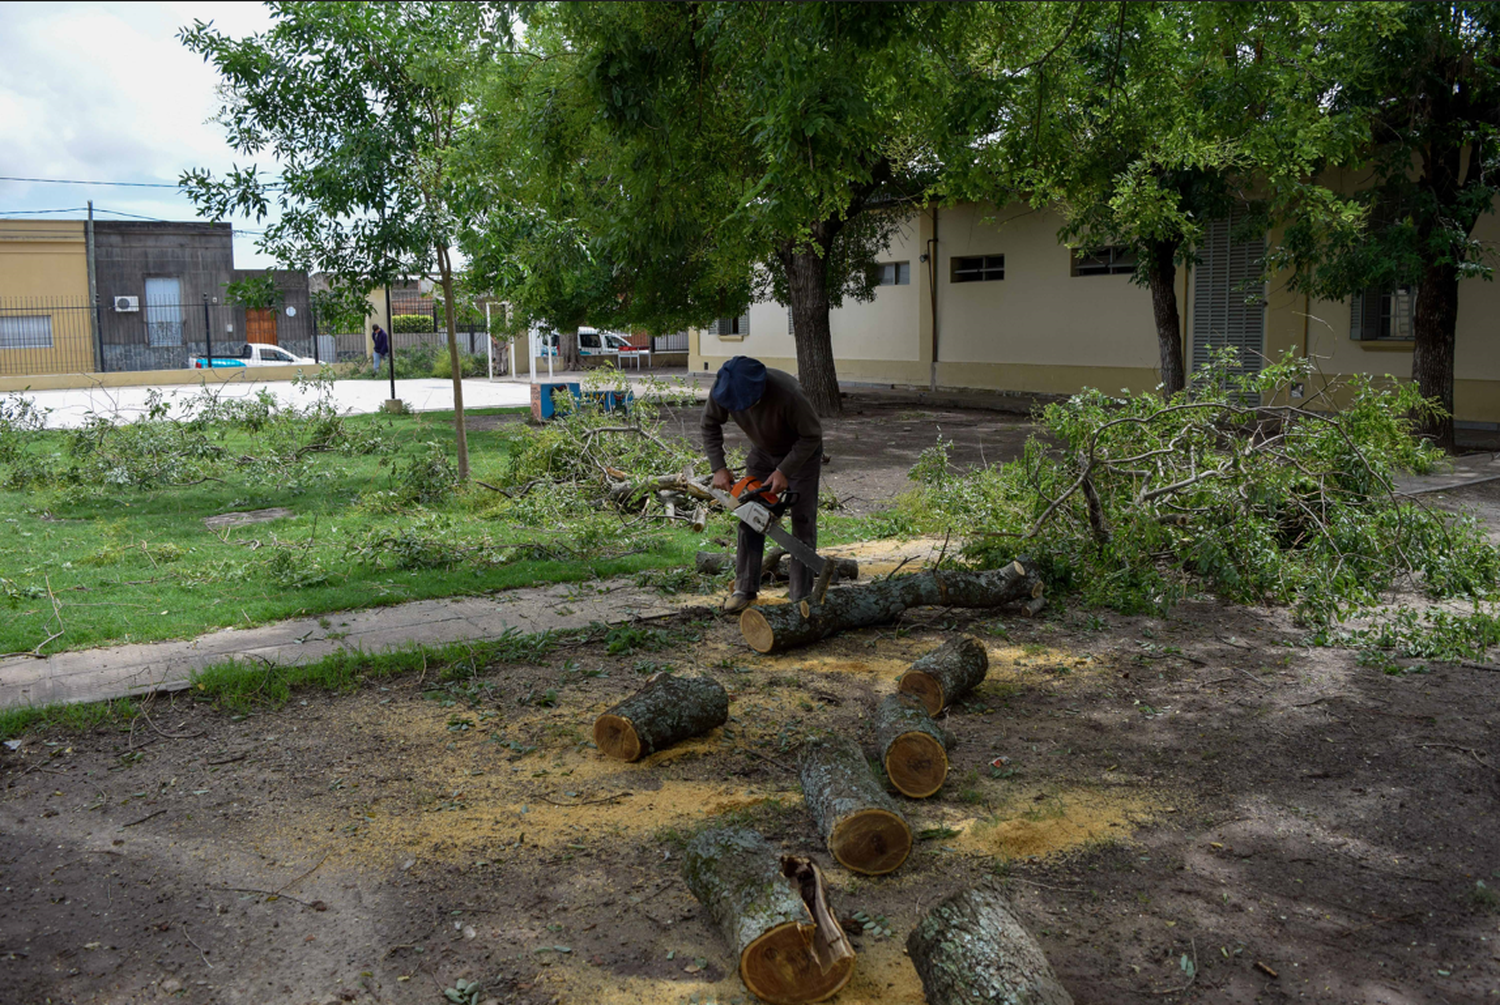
[545,1,945,416]
[179,2,492,479]
[457,4,752,371]
[946,2,1359,396]
[1277,2,1500,449]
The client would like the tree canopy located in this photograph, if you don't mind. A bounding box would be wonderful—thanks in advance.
[180,0,492,477]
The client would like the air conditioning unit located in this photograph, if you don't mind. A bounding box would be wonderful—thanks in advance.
[114,296,140,313]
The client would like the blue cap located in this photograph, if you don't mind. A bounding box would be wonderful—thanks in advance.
[711,356,767,412]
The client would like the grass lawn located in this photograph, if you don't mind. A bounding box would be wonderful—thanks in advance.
[0,394,888,657]
[0,404,720,655]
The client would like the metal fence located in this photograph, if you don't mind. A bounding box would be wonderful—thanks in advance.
[0,295,338,377]
[0,296,98,376]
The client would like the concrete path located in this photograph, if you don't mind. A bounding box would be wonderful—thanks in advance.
[9,369,704,430]
[1394,451,1500,495]
[0,579,706,710]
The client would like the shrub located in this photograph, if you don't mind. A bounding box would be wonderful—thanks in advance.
[391,313,436,334]
[900,350,1498,625]
[431,349,487,379]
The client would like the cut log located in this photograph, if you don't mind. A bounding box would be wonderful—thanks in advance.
[682,827,855,1005]
[897,636,990,716]
[798,735,912,875]
[740,561,1035,654]
[696,551,734,575]
[592,673,728,762]
[875,695,951,798]
[907,888,1074,1005]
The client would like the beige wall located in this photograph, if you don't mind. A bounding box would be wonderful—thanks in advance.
[687,198,1500,422]
[0,220,95,375]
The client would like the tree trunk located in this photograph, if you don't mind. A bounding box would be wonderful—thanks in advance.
[875,695,952,799]
[1411,258,1459,450]
[437,249,470,481]
[739,562,1041,654]
[682,827,855,1005]
[897,636,990,715]
[798,735,912,875]
[593,673,729,762]
[696,550,857,583]
[1145,238,1186,396]
[907,888,1074,1005]
[780,230,842,418]
[560,325,581,372]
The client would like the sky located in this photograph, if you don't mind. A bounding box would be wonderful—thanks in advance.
[0,1,279,267]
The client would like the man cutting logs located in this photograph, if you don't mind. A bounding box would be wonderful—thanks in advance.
[702,356,824,614]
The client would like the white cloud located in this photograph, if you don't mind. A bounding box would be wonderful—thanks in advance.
[0,2,278,266]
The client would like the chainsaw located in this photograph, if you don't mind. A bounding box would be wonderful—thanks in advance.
[708,476,837,604]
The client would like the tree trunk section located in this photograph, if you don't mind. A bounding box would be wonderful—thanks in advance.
[696,551,735,575]
[875,695,951,798]
[593,673,728,762]
[740,561,1037,654]
[798,735,912,875]
[781,234,842,418]
[907,888,1074,1005]
[682,827,855,1005]
[1145,238,1185,397]
[897,636,991,716]
[437,254,470,481]
[1412,259,1459,450]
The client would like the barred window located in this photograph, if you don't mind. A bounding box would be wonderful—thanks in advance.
[0,315,53,349]
[951,255,1004,283]
[877,261,910,286]
[712,315,749,337]
[1350,288,1414,341]
[1072,246,1137,276]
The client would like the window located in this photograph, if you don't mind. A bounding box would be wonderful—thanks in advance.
[1072,246,1137,276]
[1351,287,1414,342]
[877,261,910,286]
[579,331,601,349]
[0,315,53,349]
[712,315,749,338]
[951,255,1004,283]
[144,276,183,347]
[263,348,294,362]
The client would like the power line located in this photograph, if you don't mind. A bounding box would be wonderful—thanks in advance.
[0,174,284,190]
[0,175,181,188]
[0,207,89,215]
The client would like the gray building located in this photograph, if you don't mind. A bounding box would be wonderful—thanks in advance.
[94,221,312,371]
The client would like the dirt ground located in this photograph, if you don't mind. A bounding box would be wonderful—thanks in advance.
[655,399,1039,514]
[5,408,1500,1005]
[4,564,1499,1005]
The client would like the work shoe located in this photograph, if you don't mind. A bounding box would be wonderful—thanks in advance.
[723,592,756,614]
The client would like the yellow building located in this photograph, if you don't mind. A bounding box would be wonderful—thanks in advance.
[0,220,98,376]
[690,202,1500,428]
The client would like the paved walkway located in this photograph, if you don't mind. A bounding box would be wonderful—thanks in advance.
[9,369,704,430]
[0,580,703,710]
[1394,451,1500,495]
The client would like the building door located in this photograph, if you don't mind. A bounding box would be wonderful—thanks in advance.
[1191,209,1265,388]
[245,308,278,345]
[144,277,183,347]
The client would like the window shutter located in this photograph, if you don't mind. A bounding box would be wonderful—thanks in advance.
[1352,288,1382,341]
[1191,208,1266,388]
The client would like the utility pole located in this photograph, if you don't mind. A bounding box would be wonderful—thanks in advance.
[86,200,102,372]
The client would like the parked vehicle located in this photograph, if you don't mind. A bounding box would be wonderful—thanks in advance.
[188,342,317,369]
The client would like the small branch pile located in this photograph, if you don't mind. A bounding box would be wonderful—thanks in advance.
[906,351,1499,624]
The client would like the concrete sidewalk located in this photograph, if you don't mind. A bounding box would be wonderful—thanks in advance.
[0,579,706,710]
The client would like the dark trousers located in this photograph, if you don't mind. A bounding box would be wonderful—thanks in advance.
[736,447,820,602]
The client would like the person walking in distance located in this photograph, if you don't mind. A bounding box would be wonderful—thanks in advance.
[701,356,824,613]
[371,323,391,376]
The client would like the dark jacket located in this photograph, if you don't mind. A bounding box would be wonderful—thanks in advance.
[372,327,390,354]
[701,368,823,476]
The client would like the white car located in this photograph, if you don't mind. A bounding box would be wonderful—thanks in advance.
[189,342,317,369]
